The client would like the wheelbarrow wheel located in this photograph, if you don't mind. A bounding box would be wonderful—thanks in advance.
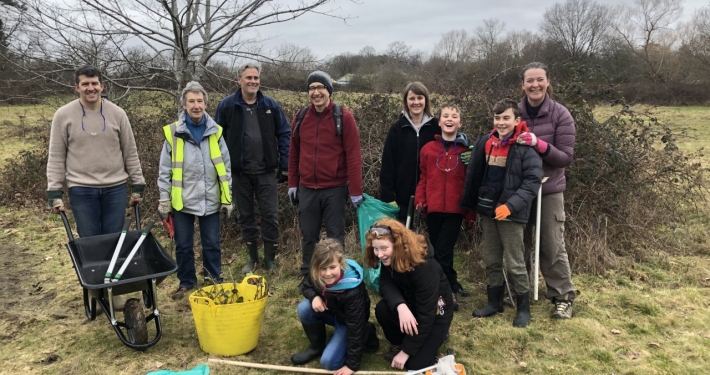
[124,298,148,345]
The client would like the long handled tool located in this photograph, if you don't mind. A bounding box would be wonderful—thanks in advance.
[104,217,133,283]
[208,358,405,374]
[110,221,155,282]
[405,195,415,229]
[533,177,549,301]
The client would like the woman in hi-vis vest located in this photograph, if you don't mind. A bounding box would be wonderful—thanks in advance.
[157,81,233,300]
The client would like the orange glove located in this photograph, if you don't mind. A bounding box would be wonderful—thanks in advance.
[494,204,511,220]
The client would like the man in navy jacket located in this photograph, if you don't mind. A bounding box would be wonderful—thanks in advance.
[215,62,290,274]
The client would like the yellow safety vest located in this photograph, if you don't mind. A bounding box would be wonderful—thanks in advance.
[162,122,231,211]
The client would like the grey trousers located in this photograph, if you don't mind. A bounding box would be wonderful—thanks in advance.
[480,216,530,295]
[298,185,347,275]
[233,172,279,243]
[523,192,576,302]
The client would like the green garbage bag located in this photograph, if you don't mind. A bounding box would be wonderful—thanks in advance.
[147,364,209,375]
[358,193,398,293]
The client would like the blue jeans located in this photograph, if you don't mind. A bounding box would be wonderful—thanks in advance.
[69,183,127,238]
[173,210,222,288]
[296,299,347,371]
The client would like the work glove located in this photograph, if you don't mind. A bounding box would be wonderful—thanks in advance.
[388,201,398,208]
[460,145,473,165]
[47,190,64,213]
[517,132,548,154]
[130,184,145,206]
[276,168,288,184]
[494,204,511,220]
[288,187,298,205]
[222,204,234,218]
[350,195,364,208]
[158,199,172,215]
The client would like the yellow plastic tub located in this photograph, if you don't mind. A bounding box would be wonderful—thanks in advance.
[189,275,268,356]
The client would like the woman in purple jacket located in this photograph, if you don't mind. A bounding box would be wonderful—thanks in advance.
[515,62,577,319]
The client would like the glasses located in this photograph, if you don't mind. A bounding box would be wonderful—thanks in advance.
[79,100,106,135]
[368,225,392,237]
[436,137,459,172]
[307,85,328,93]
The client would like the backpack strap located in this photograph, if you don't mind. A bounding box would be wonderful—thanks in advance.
[292,106,309,137]
[332,102,343,136]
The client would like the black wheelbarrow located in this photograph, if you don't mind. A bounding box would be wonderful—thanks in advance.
[59,205,177,350]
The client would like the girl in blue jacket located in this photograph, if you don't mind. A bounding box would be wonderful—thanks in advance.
[291,238,379,375]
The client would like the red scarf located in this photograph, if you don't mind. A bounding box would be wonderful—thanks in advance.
[484,121,529,164]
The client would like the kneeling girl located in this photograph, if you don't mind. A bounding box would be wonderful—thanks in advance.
[292,238,379,375]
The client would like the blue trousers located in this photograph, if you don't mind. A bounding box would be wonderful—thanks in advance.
[173,211,222,288]
[296,299,347,371]
[69,183,127,238]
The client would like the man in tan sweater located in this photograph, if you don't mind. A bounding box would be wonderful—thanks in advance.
[46,65,145,238]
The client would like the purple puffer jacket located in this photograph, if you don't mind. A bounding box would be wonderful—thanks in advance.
[518,95,575,195]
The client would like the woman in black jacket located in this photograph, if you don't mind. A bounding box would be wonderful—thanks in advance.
[379,82,441,223]
[291,238,379,375]
[364,218,453,371]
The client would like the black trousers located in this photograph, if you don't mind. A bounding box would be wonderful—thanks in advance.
[426,213,463,290]
[374,299,450,370]
[297,185,348,275]
[233,172,279,243]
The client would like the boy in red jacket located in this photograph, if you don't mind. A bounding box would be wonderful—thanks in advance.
[414,104,473,310]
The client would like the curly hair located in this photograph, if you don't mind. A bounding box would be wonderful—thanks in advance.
[310,238,346,290]
[363,218,428,273]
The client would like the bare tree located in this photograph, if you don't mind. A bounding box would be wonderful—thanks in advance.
[433,29,475,64]
[611,0,683,82]
[541,0,610,61]
[4,0,349,100]
[683,3,710,71]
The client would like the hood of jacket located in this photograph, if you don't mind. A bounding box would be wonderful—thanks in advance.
[401,111,434,130]
[325,259,364,292]
[490,120,529,144]
[433,132,470,148]
[176,110,220,142]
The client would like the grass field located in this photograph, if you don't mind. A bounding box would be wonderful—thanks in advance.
[0,103,709,375]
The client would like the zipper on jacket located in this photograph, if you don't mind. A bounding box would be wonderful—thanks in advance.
[313,111,322,188]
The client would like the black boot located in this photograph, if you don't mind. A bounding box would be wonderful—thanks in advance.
[291,322,326,365]
[472,284,505,317]
[263,241,279,272]
[241,241,258,274]
[513,293,531,327]
[364,322,380,353]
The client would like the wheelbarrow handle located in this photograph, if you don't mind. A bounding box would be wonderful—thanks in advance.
[59,210,74,241]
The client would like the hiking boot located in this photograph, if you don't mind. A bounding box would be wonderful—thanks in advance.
[291,322,326,365]
[383,345,401,363]
[263,241,279,273]
[552,299,573,319]
[364,322,380,353]
[452,284,470,297]
[472,284,505,317]
[171,286,192,300]
[452,295,459,311]
[241,241,259,274]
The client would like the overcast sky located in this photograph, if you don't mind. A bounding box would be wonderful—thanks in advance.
[253,0,708,60]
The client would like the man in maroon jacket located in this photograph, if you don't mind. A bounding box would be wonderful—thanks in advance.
[288,71,363,276]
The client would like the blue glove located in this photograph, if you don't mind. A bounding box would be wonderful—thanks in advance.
[288,187,298,205]
[350,195,363,208]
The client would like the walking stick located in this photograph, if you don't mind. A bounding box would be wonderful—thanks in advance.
[533,177,549,301]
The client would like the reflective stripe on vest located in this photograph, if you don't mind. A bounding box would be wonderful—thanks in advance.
[162,122,231,211]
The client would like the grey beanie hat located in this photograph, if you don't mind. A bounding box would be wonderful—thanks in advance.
[307,70,333,95]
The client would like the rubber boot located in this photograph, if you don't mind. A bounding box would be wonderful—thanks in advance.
[263,241,279,273]
[291,322,326,365]
[472,284,505,317]
[513,293,531,328]
[241,241,258,274]
[363,322,380,353]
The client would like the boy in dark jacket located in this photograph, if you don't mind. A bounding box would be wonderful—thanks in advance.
[414,104,474,308]
[460,99,542,327]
